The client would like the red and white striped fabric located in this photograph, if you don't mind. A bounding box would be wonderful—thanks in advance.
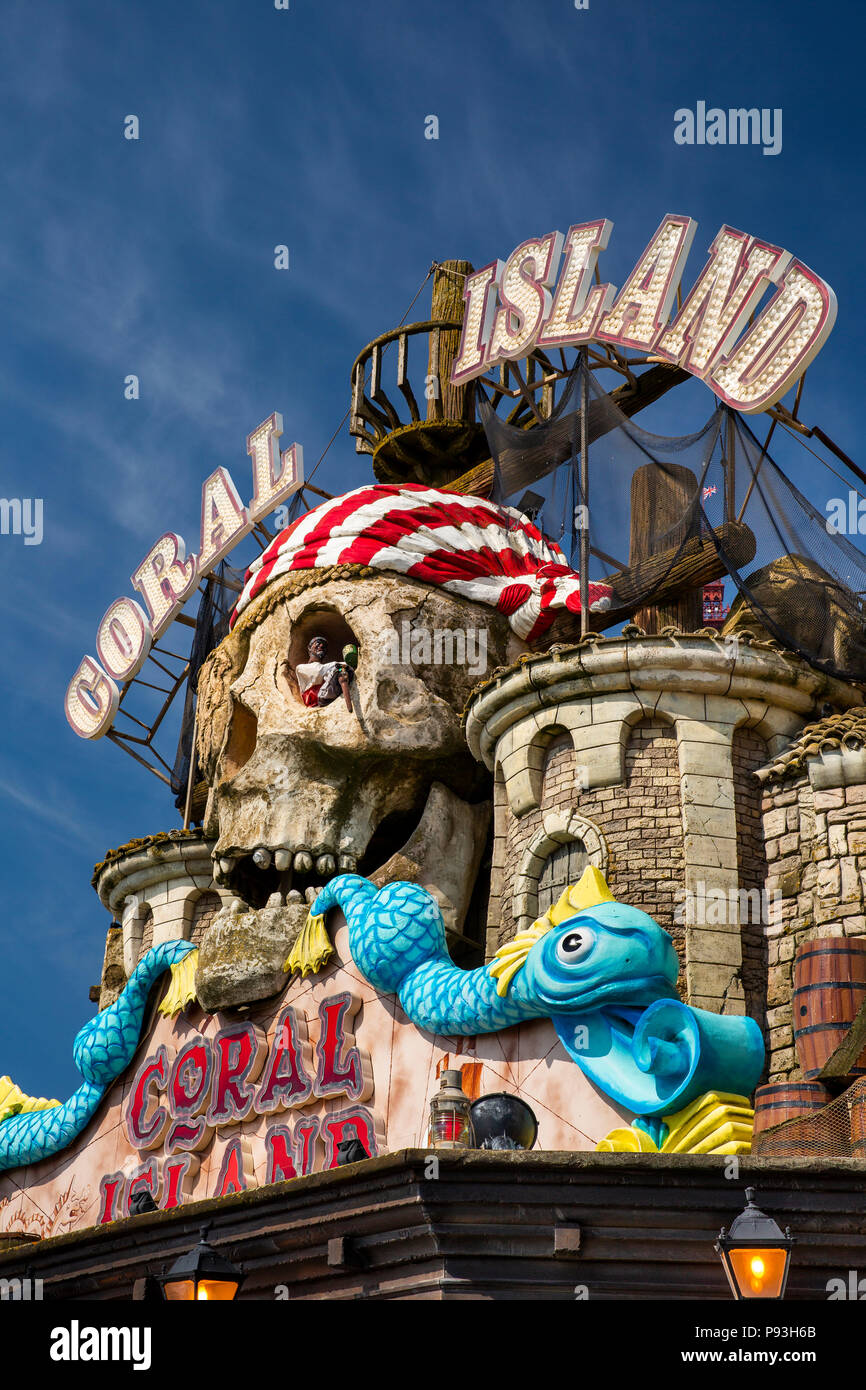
[231,484,611,643]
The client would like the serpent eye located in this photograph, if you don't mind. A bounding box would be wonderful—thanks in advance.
[554,927,596,965]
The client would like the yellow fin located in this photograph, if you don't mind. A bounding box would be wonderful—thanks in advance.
[489,921,552,997]
[661,1091,754,1156]
[596,1125,658,1153]
[489,868,617,997]
[284,912,334,978]
[0,1075,59,1125]
[158,950,200,1018]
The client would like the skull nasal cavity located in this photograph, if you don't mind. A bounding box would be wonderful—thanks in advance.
[223,701,258,778]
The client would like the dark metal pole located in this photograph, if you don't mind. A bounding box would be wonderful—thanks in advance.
[579,352,590,637]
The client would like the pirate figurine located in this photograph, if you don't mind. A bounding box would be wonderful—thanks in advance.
[288,635,354,711]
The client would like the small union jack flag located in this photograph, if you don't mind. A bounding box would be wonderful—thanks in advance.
[702,484,717,501]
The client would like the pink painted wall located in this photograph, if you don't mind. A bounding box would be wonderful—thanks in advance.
[0,923,628,1238]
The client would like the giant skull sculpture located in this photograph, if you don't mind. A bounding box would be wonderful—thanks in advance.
[197,568,523,926]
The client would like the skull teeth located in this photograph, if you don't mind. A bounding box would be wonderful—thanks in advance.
[274,849,292,872]
[316,853,335,876]
[338,853,357,873]
[252,847,273,870]
[293,850,313,874]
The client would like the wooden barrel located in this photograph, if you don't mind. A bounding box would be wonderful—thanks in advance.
[793,937,866,1079]
[753,1081,833,1134]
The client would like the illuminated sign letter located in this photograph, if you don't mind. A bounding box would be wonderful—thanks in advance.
[656,226,791,378]
[451,261,504,385]
[95,596,153,682]
[65,655,120,740]
[197,467,251,572]
[486,232,564,367]
[247,412,305,524]
[596,214,696,351]
[538,219,615,348]
[131,533,198,640]
[708,260,838,413]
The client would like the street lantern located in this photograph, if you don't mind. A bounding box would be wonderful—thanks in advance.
[159,1225,245,1302]
[715,1188,794,1300]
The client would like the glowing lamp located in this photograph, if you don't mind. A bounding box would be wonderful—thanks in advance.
[159,1225,244,1302]
[715,1188,794,1300]
[428,1070,475,1150]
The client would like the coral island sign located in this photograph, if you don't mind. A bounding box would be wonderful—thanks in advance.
[98,992,381,1222]
[451,215,837,415]
[65,413,303,741]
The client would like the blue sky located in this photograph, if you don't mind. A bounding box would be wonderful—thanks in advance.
[0,0,863,1097]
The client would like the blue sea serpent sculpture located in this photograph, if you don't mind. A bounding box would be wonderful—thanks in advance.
[0,940,195,1174]
[0,869,763,1173]
[287,866,764,1126]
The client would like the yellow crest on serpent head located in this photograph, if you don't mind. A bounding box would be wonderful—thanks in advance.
[489,866,616,997]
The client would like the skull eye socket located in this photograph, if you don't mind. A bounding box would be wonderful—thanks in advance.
[554,927,596,965]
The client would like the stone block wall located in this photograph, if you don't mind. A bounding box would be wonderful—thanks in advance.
[732,728,771,1037]
[467,634,861,1016]
[761,772,866,1082]
[93,832,229,981]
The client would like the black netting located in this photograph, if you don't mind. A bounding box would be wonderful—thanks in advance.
[479,359,866,682]
[171,560,246,815]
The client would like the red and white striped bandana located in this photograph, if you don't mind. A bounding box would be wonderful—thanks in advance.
[231,484,611,643]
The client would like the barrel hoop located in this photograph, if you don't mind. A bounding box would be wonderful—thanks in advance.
[754,1099,827,1111]
[796,945,866,953]
[793,981,866,992]
[794,1021,860,1036]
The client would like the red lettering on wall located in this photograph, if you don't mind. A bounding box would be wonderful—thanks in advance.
[167,1037,214,1152]
[214,1133,254,1197]
[125,1158,161,1215]
[314,993,371,1102]
[126,1045,171,1149]
[255,1007,314,1114]
[98,1172,124,1225]
[294,1117,320,1176]
[207,1023,267,1125]
[264,1126,298,1183]
[163,1154,200,1210]
[320,1106,380,1169]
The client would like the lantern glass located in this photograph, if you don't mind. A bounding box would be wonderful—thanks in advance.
[723,1246,790,1300]
[429,1070,475,1150]
[716,1189,794,1301]
[162,1274,240,1301]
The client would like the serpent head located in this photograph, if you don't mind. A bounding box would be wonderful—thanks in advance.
[519,901,680,1015]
